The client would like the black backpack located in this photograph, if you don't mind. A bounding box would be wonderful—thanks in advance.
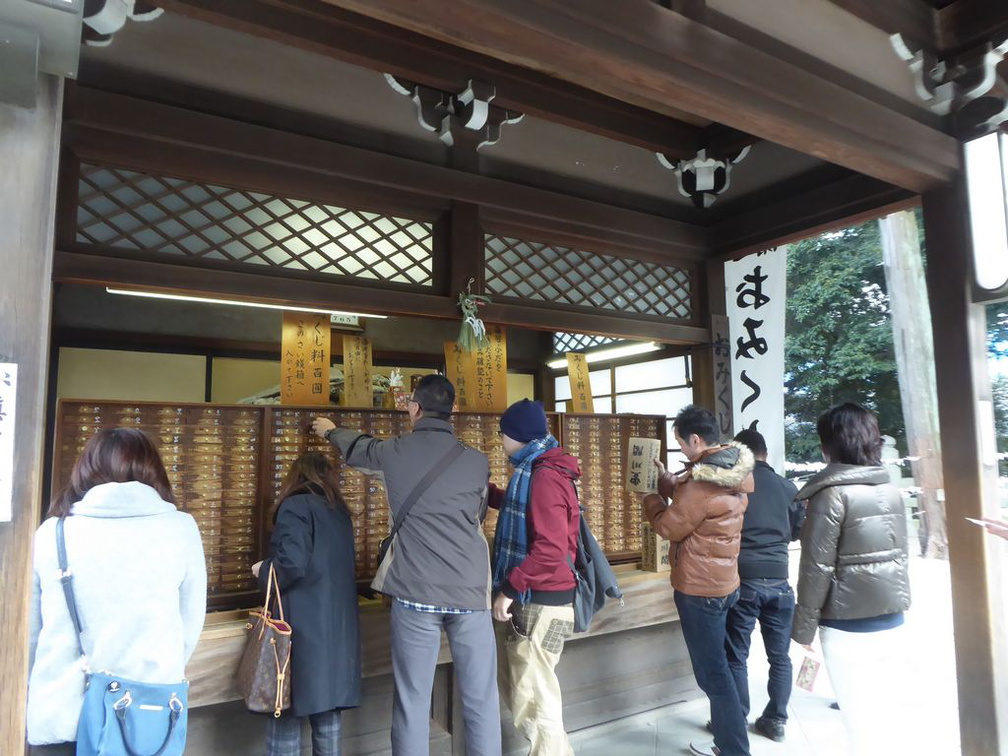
[568,499,624,632]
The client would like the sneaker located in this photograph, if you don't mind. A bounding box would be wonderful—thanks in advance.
[689,740,720,756]
[754,715,786,742]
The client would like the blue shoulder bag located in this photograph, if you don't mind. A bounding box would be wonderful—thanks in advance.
[57,517,189,756]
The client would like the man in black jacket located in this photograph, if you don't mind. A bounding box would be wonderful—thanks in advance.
[718,428,804,744]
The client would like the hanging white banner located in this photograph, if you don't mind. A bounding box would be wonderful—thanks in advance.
[725,247,788,472]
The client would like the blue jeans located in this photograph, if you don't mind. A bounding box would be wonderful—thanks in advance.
[724,578,795,724]
[675,589,750,756]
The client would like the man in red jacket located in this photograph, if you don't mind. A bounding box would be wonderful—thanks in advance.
[489,399,580,756]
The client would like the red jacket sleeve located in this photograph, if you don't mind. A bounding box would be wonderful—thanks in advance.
[487,483,505,510]
[503,468,577,597]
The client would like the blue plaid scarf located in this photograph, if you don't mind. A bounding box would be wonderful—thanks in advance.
[491,434,559,601]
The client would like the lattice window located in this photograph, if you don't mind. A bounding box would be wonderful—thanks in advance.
[553,332,618,353]
[485,234,691,319]
[75,164,435,287]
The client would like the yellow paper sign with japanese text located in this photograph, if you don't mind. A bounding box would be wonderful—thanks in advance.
[444,341,478,411]
[566,353,594,413]
[281,312,331,405]
[472,326,508,412]
[626,436,662,493]
[341,335,374,408]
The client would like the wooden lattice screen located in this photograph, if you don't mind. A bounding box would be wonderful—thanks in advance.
[75,163,435,287]
[484,233,692,320]
[553,332,619,353]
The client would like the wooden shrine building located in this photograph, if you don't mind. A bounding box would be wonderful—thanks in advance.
[2,0,1008,753]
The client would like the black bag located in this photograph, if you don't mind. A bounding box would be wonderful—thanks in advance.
[568,503,624,633]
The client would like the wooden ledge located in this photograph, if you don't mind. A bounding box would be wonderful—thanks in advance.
[186,566,678,708]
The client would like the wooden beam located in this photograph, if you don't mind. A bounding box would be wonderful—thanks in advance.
[936,0,1008,55]
[318,0,960,192]
[826,0,936,46]
[0,76,62,756]
[483,301,708,345]
[65,87,707,261]
[156,0,709,159]
[707,172,916,258]
[921,179,1008,756]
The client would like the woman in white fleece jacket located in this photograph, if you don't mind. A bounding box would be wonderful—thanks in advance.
[27,428,207,753]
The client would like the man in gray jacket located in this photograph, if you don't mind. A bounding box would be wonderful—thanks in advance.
[312,375,501,756]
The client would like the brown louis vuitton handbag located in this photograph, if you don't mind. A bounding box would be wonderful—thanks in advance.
[236,564,292,717]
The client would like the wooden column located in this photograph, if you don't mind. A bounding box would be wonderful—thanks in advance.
[691,259,726,423]
[878,209,947,558]
[921,181,1008,755]
[0,76,62,755]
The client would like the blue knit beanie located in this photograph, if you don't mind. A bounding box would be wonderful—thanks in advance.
[499,399,548,443]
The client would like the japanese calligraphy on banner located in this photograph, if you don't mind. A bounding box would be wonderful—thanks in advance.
[469,326,508,412]
[711,314,734,441]
[342,335,374,408]
[281,312,331,405]
[725,246,788,471]
[444,341,478,411]
[626,436,662,493]
[0,364,15,522]
[566,353,594,413]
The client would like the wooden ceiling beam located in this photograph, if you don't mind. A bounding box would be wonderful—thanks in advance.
[156,0,712,159]
[708,172,916,258]
[317,0,959,192]
[826,0,937,46]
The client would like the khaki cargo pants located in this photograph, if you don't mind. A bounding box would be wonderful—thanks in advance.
[499,602,576,756]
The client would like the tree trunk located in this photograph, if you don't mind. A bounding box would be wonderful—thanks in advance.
[879,210,948,558]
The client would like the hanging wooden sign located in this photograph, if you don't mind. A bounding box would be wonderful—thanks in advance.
[342,335,374,408]
[281,312,331,405]
[473,325,508,412]
[566,353,594,413]
[444,341,478,411]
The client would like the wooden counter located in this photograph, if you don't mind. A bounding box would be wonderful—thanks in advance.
[186,565,678,709]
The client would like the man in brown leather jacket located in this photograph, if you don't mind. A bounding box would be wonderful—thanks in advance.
[643,405,754,756]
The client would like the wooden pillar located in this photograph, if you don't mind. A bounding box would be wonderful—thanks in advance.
[921,181,1008,755]
[0,76,62,755]
[691,259,728,425]
[878,209,947,558]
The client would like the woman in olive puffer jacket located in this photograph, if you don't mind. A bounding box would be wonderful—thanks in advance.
[792,402,911,755]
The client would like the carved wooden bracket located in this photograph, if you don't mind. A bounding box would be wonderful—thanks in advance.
[656,147,750,209]
[384,74,524,150]
[82,1,163,47]
[892,33,1008,136]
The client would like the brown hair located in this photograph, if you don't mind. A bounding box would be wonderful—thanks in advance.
[50,428,175,517]
[816,402,883,466]
[273,451,349,519]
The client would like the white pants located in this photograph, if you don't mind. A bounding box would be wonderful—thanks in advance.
[820,624,913,756]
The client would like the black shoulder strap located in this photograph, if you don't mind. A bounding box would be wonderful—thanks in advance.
[389,442,466,539]
[55,517,86,658]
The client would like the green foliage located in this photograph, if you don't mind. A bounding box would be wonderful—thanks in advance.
[784,222,905,462]
[989,302,1008,359]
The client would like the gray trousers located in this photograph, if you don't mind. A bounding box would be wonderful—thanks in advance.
[390,602,502,756]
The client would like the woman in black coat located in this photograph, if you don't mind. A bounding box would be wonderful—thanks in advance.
[252,452,362,756]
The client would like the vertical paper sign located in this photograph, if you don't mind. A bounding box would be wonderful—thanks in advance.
[626,436,662,493]
[711,314,734,440]
[444,341,478,411]
[342,335,374,408]
[566,353,594,413]
[725,246,787,471]
[0,364,15,522]
[281,312,330,405]
[472,326,508,412]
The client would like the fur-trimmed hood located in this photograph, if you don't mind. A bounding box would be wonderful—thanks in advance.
[688,442,755,491]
